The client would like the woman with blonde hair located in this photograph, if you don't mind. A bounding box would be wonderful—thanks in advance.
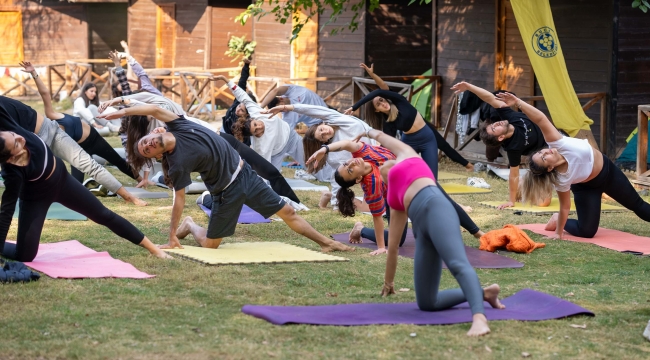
[497,92,650,238]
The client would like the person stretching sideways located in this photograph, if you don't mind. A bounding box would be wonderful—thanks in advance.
[98,105,354,252]
[359,128,505,336]
[495,92,650,238]
[0,107,170,261]
[451,82,549,209]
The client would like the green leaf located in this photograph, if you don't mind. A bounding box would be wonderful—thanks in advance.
[632,0,641,7]
[641,5,648,12]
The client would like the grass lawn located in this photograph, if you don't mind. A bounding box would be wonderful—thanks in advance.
[1,117,650,359]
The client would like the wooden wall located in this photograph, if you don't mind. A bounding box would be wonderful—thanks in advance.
[87,3,128,73]
[210,5,252,69]
[532,0,611,146]
[316,0,366,110]
[252,1,292,97]
[614,4,650,149]
[499,0,533,97]
[437,0,495,123]
[365,0,432,77]
[128,0,157,67]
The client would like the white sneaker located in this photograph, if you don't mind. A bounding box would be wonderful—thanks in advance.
[467,177,491,189]
[196,190,210,205]
[150,170,164,183]
[294,169,316,181]
[280,196,309,211]
[473,162,486,172]
[643,320,650,341]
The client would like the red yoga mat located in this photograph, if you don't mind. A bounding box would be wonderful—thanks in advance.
[18,240,154,279]
[519,224,650,255]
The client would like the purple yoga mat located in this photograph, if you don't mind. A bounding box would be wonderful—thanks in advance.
[242,289,594,326]
[331,229,523,269]
[199,204,271,224]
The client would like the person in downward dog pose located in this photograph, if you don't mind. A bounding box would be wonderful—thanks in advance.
[98,105,353,252]
[346,65,484,239]
[262,103,374,209]
[451,82,550,209]
[306,140,407,255]
[496,92,650,239]
[0,107,170,261]
[360,128,505,336]
[21,60,148,189]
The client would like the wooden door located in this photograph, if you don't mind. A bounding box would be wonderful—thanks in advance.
[495,0,533,96]
[156,4,176,69]
[0,11,24,65]
[291,9,318,90]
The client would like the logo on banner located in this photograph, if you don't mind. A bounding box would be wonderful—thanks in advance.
[532,26,558,58]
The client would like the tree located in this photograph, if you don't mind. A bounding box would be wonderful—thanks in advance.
[632,0,650,13]
[236,0,432,42]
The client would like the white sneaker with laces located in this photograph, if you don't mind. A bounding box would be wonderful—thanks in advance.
[644,320,650,341]
[294,169,316,181]
[467,177,491,189]
[280,196,309,211]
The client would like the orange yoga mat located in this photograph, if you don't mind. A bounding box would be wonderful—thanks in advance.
[519,224,650,255]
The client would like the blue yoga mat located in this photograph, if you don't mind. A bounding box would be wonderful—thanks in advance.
[198,204,270,224]
[282,161,304,170]
[13,202,87,221]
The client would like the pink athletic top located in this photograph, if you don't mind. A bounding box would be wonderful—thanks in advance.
[387,157,436,211]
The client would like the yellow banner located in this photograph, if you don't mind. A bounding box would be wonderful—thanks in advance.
[510,0,593,137]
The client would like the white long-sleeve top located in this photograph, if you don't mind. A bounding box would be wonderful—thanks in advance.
[290,104,375,169]
[73,97,96,125]
[123,93,217,132]
[228,81,289,162]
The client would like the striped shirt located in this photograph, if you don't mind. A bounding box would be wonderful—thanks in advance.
[352,143,396,216]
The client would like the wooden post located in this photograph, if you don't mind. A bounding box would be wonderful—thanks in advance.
[47,65,53,101]
[432,77,441,127]
[638,105,649,179]
[180,73,187,111]
[606,0,620,158]
[205,6,212,70]
[600,95,607,152]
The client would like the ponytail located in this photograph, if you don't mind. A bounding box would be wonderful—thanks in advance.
[334,170,358,217]
[521,153,557,206]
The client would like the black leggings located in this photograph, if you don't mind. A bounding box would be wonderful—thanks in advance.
[567,153,650,238]
[71,127,138,182]
[429,122,469,167]
[220,133,301,204]
[2,158,145,262]
[360,205,408,247]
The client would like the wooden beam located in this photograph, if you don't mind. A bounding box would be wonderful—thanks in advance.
[638,105,648,179]
[606,0,620,158]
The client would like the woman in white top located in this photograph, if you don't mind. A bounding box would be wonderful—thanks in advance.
[497,92,650,239]
[260,84,328,128]
[216,76,304,170]
[73,83,120,134]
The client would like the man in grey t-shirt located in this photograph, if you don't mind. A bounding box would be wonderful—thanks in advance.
[99,105,353,252]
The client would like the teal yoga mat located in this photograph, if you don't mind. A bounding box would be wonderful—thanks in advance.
[13,202,87,221]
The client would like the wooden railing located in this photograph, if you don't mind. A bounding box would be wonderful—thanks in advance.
[634,104,650,188]
[0,63,65,100]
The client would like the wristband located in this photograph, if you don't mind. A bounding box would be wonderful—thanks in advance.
[321,144,330,154]
[32,73,39,79]
[121,96,125,104]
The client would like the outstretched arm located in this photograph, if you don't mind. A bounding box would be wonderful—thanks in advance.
[97,104,178,123]
[20,61,62,120]
[305,139,364,169]
[260,85,289,108]
[128,55,163,96]
[360,63,389,91]
[381,209,409,296]
[237,58,251,91]
[364,128,418,160]
[451,81,505,109]
[496,92,562,143]
[215,75,266,119]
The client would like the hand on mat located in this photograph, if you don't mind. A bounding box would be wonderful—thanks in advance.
[495,92,520,107]
[343,107,354,116]
[369,248,387,256]
[450,81,472,94]
[97,108,125,120]
[158,236,184,250]
[497,201,514,210]
[381,282,395,297]
[546,232,563,240]
[136,178,156,189]
[306,148,327,168]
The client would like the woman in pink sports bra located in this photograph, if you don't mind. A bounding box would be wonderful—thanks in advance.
[361,128,505,337]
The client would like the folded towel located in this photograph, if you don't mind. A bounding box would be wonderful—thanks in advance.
[480,224,546,254]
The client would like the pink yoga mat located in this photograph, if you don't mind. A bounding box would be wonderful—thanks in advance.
[19,240,154,279]
[519,224,650,255]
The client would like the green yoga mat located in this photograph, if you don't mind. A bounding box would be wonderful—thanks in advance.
[13,202,87,221]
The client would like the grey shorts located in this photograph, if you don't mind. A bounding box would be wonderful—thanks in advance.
[206,162,286,239]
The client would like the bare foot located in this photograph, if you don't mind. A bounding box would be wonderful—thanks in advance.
[349,222,364,243]
[127,196,148,207]
[321,241,355,252]
[467,313,491,337]
[152,249,174,259]
[459,203,473,213]
[545,212,559,231]
[483,284,506,309]
[473,230,485,240]
[319,191,332,209]
[176,216,194,239]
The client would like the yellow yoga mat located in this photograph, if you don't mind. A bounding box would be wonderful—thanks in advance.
[437,171,467,181]
[480,199,627,215]
[440,183,492,194]
[163,242,349,265]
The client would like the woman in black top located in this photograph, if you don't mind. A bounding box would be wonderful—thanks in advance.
[21,61,144,187]
[346,64,483,238]
[0,114,170,261]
